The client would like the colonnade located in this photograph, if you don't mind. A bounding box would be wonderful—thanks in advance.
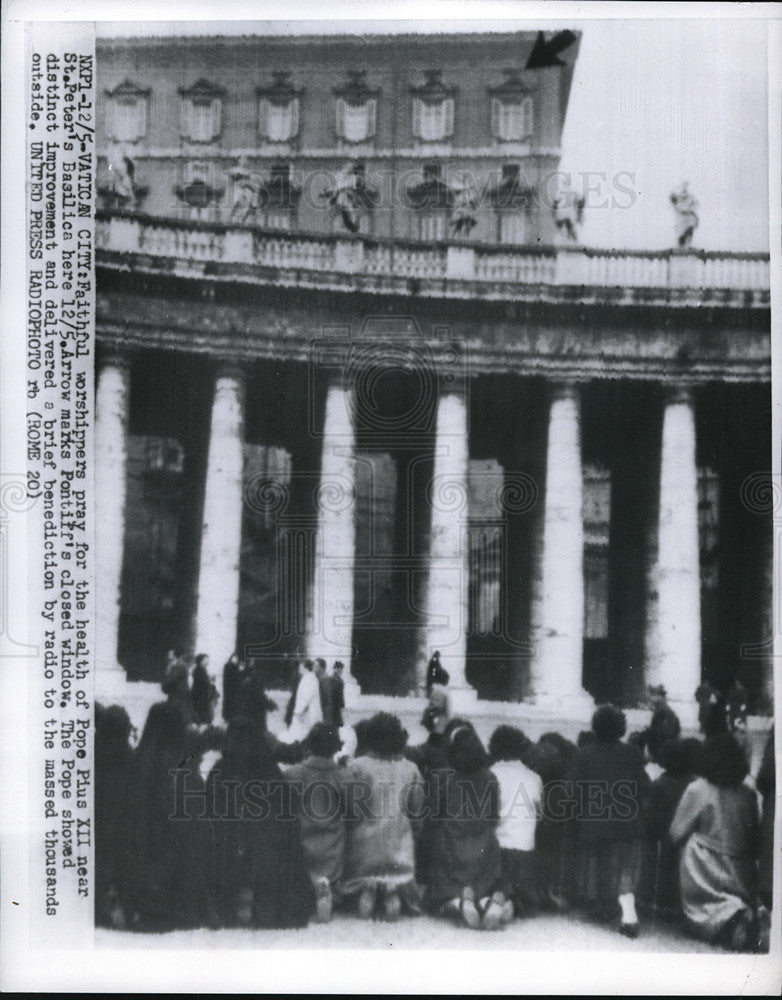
[95,354,745,715]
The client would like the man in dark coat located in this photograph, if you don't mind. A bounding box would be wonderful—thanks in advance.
[425,650,449,696]
[645,684,681,764]
[319,660,346,730]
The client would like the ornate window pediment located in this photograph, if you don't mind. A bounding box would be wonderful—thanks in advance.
[179,79,226,143]
[105,80,150,143]
[257,72,302,143]
[411,70,456,142]
[333,71,379,143]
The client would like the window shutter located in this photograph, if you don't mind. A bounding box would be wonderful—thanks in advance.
[212,98,222,139]
[289,98,299,139]
[523,96,534,138]
[412,97,422,138]
[335,98,345,138]
[444,97,454,138]
[366,98,377,139]
[491,97,500,138]
[137,98,147,141]
[180,98,190,139]
[258,97,269,138]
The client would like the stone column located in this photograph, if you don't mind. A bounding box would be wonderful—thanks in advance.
[646,386,701,718]
[421,390,474,708]
[95,354,130,676]
[530,383,591,711]
[306,382,358,695]
[194,366,245,690]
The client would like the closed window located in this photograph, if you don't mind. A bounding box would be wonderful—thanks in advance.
[109,95,148,143]
[335,98,377,143]
[491,96,534,141]
[498,211,527,245]
[105,81,150,143]
[417,212,446,242]
[412,97,455,142]
[259,98,299,142]
[179,83,224,143]
[260,208,294,231]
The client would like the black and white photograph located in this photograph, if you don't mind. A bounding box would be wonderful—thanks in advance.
[1,1,780,993]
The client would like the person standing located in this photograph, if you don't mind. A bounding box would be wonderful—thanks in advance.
[287,659,323,743]
[425,650,449,697]
[223,652,251,723]
[192,653,218,725]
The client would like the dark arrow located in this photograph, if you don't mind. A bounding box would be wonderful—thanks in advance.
[525,30,578,69]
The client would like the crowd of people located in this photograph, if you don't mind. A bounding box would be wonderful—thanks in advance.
[95,652,774,953]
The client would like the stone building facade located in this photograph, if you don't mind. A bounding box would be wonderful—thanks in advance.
[94,31,772,723]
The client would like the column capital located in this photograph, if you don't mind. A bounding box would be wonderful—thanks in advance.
[98,348,132,372]
[213,360,246,383]
[549,380,582,404]
[664,383,696,406]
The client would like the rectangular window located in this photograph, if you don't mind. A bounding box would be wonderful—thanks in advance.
[418,212,446,242]
[259,99,299,142]
[336,98,377,142]
[491,96,534,141]
[110,96,147,143]
[260,209,293,231]
[413,97,455,142]
[181,97,221,143]
[498,212,527,245]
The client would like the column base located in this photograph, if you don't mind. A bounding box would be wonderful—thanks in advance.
[523,690,595,722]
[342,675,362,711]
[446,684,479,715]
[665,699,700,730]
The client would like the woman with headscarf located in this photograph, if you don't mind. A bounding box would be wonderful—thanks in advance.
[670,732,761,951]
[569,704,650,937]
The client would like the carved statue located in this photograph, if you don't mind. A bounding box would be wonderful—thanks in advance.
[321,161,377,234]
[107,144,137,210]
[449,175,478,237]
[670,181,699,248]
[226,155,258,224]
[552,190,585,242]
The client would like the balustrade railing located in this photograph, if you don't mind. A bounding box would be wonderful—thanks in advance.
[95,211,770,297]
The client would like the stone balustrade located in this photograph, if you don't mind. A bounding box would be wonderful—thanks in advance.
[95,211,770,302]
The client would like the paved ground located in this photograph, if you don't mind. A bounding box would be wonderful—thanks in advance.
[96,909,723,953]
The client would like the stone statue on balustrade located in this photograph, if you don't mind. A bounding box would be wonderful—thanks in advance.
[449,175,478,238]
[226,156,259,224]
[321,161,378,234]
[100,143,146,212]
[670,181,699,248]
[552,190,585,242]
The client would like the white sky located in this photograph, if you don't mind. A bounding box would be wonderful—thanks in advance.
[45,4,782,251]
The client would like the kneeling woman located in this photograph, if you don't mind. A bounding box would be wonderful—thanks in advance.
[670,733,760,951]
[342,713,425,920]
[424,721,508,930]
